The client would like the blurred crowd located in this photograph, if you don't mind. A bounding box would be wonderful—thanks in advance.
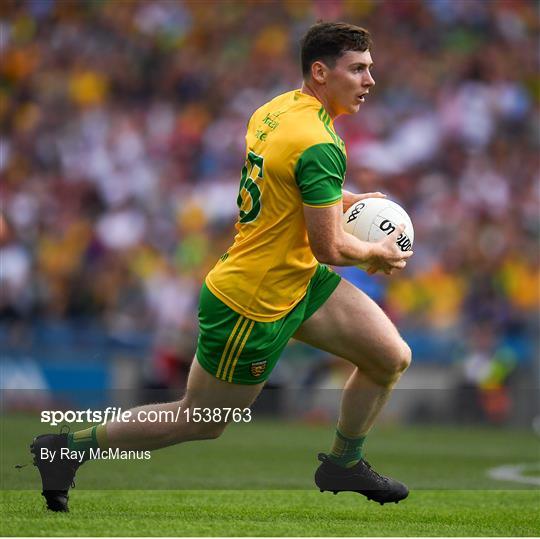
[1,0,539,373]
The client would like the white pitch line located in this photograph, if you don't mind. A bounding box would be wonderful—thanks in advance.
[487,463,540,486]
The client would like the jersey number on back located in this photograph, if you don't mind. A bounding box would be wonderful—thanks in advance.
[237,151,264,223]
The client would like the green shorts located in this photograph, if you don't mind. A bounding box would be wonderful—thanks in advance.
[196,264,341,384]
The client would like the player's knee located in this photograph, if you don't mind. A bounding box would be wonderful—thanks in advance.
[206,423,227,440]
[396,341,412,373]
[377,341,411,385]
[197,426,225,441]
[188,422,227,441]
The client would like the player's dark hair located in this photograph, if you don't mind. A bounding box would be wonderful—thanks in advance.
[300,21,372,78]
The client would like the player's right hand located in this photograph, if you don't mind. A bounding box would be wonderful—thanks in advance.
[365,224,414,275]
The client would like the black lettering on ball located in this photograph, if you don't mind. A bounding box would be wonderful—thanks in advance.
[396,234,412,251]
[379,219,396,234]
[346,202,365,224]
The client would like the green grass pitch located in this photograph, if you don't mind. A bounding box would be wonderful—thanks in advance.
[1,414,539,536]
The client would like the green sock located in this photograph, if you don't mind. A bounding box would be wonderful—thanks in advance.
[67,425,108,460]
[327,429,366,468]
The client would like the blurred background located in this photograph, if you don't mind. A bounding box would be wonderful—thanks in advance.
[1,0,539,427]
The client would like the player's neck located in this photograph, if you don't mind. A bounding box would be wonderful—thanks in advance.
[300,82,337,121]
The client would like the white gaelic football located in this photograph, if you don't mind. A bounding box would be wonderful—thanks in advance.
[343,197,414,254]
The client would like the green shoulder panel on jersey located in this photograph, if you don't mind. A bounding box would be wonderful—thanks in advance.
[318,107,346,153]
[294,142,346,206]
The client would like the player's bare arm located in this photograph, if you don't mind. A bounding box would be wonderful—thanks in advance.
[303,202,413,272]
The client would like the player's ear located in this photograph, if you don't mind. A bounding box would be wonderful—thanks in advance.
[311,61,328,84]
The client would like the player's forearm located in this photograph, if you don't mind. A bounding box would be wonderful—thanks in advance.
[320,232,380,266]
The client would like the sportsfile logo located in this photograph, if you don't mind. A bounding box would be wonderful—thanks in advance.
[42,407,141,426]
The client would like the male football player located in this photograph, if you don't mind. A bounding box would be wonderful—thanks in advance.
[32,21,412,511]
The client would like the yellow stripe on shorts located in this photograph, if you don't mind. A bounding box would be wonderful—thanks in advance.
[227,320,255,382]
[216,315,245,379]
[220,317,251,381]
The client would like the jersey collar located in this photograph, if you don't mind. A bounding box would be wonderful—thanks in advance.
[294,90,333,124]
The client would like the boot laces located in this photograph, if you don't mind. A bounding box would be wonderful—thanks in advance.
[361,459,388,484]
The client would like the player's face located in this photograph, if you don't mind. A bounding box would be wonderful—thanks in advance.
[325,50,375,116]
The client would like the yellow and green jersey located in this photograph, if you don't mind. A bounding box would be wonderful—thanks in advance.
[205,90,346,322]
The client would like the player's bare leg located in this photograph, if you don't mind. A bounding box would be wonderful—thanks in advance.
[295,278,410,436]
[105,357,264,450]
[294,277,411,504]
[31,357,264,511]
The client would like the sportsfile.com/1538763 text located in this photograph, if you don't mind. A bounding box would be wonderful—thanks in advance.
[41,407,252,426]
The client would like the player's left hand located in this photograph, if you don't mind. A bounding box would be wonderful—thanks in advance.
[342,190,386,213]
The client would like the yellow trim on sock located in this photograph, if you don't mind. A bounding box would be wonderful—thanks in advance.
[95,424,108,449]
[73,427,94,441]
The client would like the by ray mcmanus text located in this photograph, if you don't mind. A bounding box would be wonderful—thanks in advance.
[39,446,152,464]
